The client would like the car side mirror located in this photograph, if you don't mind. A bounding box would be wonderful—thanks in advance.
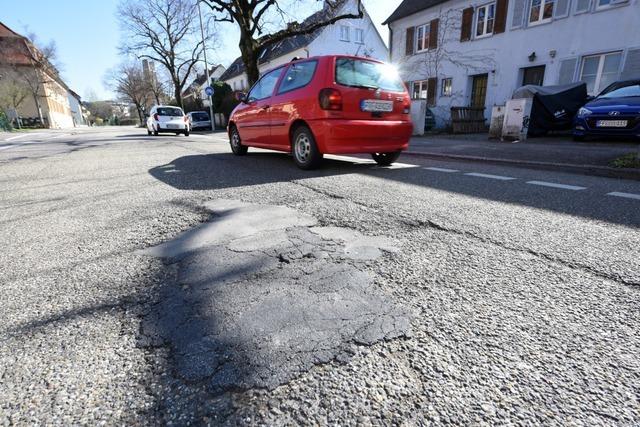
[236,92,248,103]
[586,95,596,102]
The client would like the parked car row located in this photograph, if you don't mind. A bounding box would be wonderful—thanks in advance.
[145,107,213,137]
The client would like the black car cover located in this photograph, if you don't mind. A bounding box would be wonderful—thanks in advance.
[512,82,588,137]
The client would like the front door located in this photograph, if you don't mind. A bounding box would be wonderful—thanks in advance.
[522,65,545,86]
[235,67,284,146]
[470,74,488,108]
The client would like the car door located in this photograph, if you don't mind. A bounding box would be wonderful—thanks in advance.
[269,59,319,150]
[235,67,284,146]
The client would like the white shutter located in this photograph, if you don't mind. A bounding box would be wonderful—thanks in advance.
[574,0,591,13]
[621,48,640,80]
[554,0,571,18]
[558,58,578,84]
[511,0,526,28]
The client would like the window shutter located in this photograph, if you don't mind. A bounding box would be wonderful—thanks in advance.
[494,0,509,33]
[558,58,578,84]
[429,19,439,49]
[574,0,591,13]
[511,0,525,29]
[427,78,437,106]
[621,48,640,80]
[405,27,415,56]
[460,7,474,41]
[554,0,570,18]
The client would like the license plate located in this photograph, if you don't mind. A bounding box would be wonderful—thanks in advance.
[361,99,393,113]
[167,124,179,129]
[596,120,627,128]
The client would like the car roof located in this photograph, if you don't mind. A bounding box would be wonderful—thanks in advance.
[258,54,385,77]
[153,105,183,109]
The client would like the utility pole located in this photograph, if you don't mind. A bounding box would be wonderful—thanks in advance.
[197,0,215,130]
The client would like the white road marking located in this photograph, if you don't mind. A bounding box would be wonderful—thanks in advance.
[464,172,516,181]
[5,133,39,141]
[424,167,459,173]
[526,181,586,191]
[0,145,15,151]
[607,191,640,200]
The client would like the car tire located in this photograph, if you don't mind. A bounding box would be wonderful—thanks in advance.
[153,127,159,136]
[371,151,401,166]
[573,135,586,142]
[292,125,322,170]
[147,129,152,136]
[229,126,248,155]
[184,130,190,137]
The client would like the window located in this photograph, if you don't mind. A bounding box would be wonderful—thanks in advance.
[355,28,364,44]
[335,58,405,92]
[529,0,554,24]
[277,60,318,94]
[580,52,622,95]
[412,80,429,99]
[475,3,495,37]
[415,24,430,52]
[247,67,283,101]
[340,25,350,41]
[441,78,452,96]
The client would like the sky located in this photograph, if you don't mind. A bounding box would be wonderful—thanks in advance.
[2,0,399,100]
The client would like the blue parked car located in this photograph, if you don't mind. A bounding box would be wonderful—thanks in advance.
[573,79,640,141]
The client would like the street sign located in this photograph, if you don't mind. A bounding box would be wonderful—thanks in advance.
[205,86,214,97]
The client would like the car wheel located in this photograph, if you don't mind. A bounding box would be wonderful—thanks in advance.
[147,129,152,136]
[153,127,159,136]
[573,135,586,142]
[371,151,401,166]
[229,126,248,155]
[184,130,190,137]
[292,125,322,170]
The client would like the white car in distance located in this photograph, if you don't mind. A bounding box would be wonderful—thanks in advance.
[146,105,190,136]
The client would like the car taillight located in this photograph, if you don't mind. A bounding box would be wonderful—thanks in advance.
[403,98,411,114]
[153,113,159,121]
[319,88,342,111]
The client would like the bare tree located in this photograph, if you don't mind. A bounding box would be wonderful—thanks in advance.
[118,0,215,108]
[204,0,363,86]
[105,62,151,123]
[0,69,30,126]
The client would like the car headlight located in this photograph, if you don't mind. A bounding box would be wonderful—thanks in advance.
[577,107,592,117]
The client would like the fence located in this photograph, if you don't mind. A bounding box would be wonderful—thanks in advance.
[450,107,486,134]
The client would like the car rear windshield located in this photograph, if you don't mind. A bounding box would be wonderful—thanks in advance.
[599,83,640,99]
[335,58,405,92]
[191,112,209,121]
[157,107,183,116]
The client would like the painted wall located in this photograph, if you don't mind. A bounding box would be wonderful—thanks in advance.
[389,0,640,126]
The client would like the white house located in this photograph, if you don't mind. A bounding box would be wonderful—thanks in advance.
[67,89,87,127]
[219,0,389,90]
[384,0,640,127]
[182,64,226,106]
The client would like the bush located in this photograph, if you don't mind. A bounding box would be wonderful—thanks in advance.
[610,153,640,169]
[0,110,13,131]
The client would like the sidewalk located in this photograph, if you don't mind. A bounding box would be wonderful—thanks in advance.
[406,133,640,180]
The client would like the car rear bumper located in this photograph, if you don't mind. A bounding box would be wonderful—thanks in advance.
[308,119,413,154]
[156,122,187,131]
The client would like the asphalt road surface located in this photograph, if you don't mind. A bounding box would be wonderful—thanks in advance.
[1,127,639,425]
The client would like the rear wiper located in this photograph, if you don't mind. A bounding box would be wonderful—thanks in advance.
[350,84,379,90]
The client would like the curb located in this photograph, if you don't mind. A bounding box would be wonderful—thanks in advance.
[403,151,640,181]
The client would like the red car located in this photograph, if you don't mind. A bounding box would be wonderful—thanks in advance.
[228,55,413,170]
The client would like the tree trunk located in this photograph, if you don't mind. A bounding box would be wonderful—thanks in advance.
[33,94,45,128]
[173,80,183,109]
[239,33,260,87]
[135,103,145,124]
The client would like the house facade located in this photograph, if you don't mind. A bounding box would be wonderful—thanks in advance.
[219,0,389,91]
[0,22,77,129]
[182,64,226,107]
[384,0,640,127]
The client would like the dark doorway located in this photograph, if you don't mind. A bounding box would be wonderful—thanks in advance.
[522,65,546,86]
[470,74,488,108]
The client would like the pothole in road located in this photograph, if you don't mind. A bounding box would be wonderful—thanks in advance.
[137,200,410,393]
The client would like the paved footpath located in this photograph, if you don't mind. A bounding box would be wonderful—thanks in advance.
[1,127,639,425]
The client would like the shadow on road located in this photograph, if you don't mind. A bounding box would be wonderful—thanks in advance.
[149,151,640,228]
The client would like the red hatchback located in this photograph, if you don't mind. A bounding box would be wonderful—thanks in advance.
[228,55,413,169]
